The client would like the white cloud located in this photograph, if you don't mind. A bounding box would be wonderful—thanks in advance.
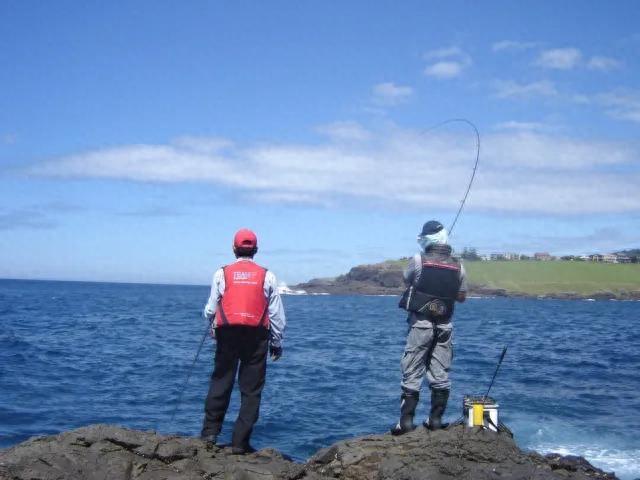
[493,121,552,132]
[587,56,622,71]
[493,80,557,99]
[316,121,371,142]
[492,40,539,52]
[30,128,640,215]
[534,48,582,69]
[424,61,464,79]
[423,46,471,79]
[371,82,413,106]
[596,90,640,123]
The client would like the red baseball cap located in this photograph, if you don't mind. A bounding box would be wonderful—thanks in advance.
[233,228,258,249]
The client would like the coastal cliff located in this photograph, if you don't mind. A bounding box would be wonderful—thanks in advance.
[0,424,617,480]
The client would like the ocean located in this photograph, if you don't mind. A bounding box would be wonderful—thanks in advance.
[0,279,638,479]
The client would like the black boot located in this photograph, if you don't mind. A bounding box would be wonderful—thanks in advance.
[391,388,419,436]
[425,388,450,430]
[200,433,217,445]
[231,443,256,455]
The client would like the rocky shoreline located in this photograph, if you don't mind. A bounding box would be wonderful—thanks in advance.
[0,424,618,480]
[292,263,640,300]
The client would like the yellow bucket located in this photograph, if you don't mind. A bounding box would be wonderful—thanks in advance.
[472,403,484,426]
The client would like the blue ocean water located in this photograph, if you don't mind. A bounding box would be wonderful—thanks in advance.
[0,280,639,479]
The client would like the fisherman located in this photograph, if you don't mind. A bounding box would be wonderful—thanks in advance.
[392,220,467,435]
[200,228,286,454]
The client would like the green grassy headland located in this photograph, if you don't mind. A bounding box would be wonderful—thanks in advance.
[384,260,640,296]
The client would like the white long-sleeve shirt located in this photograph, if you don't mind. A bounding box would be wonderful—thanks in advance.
[203,258,286,347]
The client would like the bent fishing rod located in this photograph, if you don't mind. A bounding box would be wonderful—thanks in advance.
[420,118,480,236]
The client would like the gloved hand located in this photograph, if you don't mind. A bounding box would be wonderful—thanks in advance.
[269,344,282,361]
[204,313,216,340]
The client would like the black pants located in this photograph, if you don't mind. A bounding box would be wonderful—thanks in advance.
[201,326,269,447]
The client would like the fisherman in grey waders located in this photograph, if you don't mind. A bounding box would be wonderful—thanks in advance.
[392,220,467,435]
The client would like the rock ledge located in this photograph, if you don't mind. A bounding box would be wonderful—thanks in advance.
[0,424,617,480]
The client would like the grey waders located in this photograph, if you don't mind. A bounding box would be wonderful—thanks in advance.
[391,388,419,435]
[424,388,449,430]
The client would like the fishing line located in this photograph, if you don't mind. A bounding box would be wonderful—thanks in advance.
[419,118,480,236]
[146,321,209,461]
[166,321,211,432]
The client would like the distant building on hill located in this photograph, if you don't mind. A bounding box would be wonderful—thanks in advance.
[534,252,553,261]
[590,253,618,263]
[615,254,632,264]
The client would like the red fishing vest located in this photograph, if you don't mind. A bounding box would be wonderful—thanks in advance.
[216,260,270,328]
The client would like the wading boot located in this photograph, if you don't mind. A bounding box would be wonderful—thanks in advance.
[391,388,419,436]
[231,443,256,455]
[200,433,217,445]
[424,388,450,430]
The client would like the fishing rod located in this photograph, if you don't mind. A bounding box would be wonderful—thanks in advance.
[483,345,508,401]
[420,118,481,236]
[166,321,211,431]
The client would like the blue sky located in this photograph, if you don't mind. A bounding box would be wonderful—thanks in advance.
[1,1,639,285]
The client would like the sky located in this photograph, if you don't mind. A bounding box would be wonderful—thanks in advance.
[1,1,639,285]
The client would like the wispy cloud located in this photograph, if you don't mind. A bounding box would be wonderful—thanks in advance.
[587,56,622,72]
[496,43,621,73]
[494,82,640,124]
[482,228,640,256]
[29,129,640,216]
[118,206,183,217]
[493,121,554,133]
[316,121,371,142]
[1,133,17,145]
[493,80,557,99]
[492,40,539,52]
[371,82,413,106]
[534,47,582,70]
[596,90,640,123]
[425,46,466,59]
[0,209,56,230]
[172,136,233,153]
[423,46,471,79]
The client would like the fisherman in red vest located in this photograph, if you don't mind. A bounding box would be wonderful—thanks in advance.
[200,228,286,454]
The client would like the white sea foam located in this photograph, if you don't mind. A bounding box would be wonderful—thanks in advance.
[277,283,307,295]
[534,443,640,480]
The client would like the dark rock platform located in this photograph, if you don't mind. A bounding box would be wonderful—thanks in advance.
[0,424,617,480]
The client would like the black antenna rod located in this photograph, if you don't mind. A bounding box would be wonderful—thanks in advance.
[483,345,508,401]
